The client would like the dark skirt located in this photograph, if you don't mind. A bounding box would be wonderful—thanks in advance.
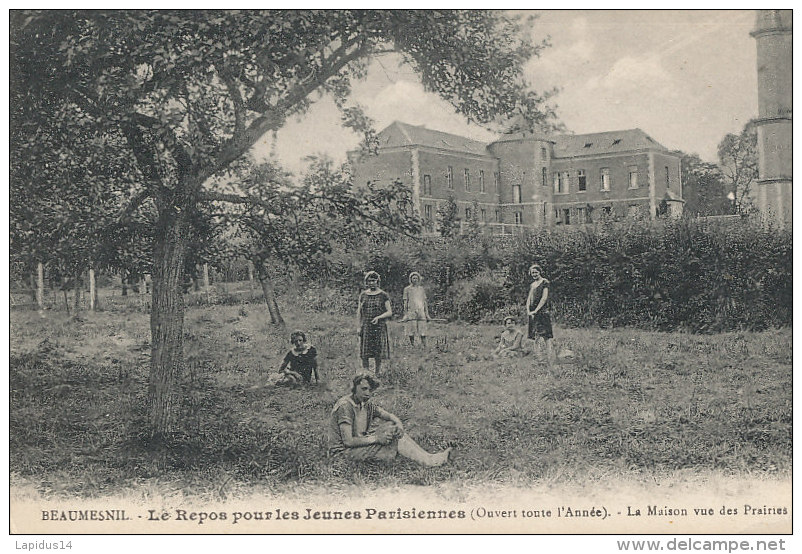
[528,311,554,340]
[360,321,390,359]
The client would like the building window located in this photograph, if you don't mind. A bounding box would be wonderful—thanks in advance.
[629,167,638,189]
[600,168,610,191]
[542,167,548,186]
[578,170,587,192]
[464,168,470,191]
[512,184,522,203]
[514,211,523,225]
[465,206,471,219]
[554,172,568,194]
[424,204,433,221]
[423,174,432,196]
[540,146,547,159]
[480,208,486,222]
[665,166,670,187]
[576,206,587,224]
[479,170,485,193]
[447,166,453,189]
[493,171,500,191]
[495,209,501,223]
[562,208,571,225]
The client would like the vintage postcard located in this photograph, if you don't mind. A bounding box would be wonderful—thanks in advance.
[7,8,792,541]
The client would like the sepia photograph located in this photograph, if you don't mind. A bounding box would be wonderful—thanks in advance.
[6,8,792,542]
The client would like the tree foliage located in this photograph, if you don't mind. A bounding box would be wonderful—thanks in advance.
[10,9,556,438]
[219,157,420,322]
[717,120,758,214]
[436,194,461,238]
[680,152,732,216]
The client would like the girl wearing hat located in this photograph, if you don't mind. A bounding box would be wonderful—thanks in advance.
[402,271,431,347]
[357,271,392,374]
[526,263,555,368]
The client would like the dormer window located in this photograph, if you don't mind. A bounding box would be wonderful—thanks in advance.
[612,139,622,146]
[584,142,593,148]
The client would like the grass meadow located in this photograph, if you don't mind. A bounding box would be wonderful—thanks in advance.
[9,286,792,503]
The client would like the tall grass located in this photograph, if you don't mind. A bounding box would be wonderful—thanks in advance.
[9,299,792,498]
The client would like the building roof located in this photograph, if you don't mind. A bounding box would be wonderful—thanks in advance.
[376,121,492,157]
[371,122,675,159]
[552,129,670,157]
[489,130,554,145]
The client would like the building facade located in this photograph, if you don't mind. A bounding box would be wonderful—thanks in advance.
[751,9,792,228]
[349,121,683,234]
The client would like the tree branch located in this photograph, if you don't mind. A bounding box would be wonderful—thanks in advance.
[199,188,420,240]
[211,35,371,176]
[131,112,194,174]
[116,188,153,224]
[219,68,245,136]
[198,190,278,212]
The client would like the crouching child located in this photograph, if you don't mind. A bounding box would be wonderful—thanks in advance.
[277,330,319,386]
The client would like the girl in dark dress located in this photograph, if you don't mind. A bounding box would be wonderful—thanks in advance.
[277,330,319,386]
[357,271,392,374]
[526,263,555,368]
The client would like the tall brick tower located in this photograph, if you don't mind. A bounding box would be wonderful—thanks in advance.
[751,10,792,227]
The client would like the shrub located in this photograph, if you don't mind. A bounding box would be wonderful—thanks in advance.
[308,218,791,332]
[449,269,511,323]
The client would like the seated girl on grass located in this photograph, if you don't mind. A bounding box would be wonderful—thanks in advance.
[491,316,525,359]
[277,330,319,386]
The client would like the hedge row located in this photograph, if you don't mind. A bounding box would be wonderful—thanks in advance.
[313,218,791,333]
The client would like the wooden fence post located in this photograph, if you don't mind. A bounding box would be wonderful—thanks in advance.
[89,265,96,312]
[36,262,44,310]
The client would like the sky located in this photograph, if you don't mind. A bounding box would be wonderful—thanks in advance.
[254,9,759,177]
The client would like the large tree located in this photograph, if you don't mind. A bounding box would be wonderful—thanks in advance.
[10,10,556,439]
[717,120,758,214]
[680,153,732,216]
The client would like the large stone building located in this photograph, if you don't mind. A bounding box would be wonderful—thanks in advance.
[751,9,792,228]
[349,121,683,233]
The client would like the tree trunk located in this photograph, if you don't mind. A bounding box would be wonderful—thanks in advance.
[260,278,284,325]
[29,272,37,303]
[36,262,44,309]
[74,273,82,311]
[247,262,255,295]
[148,208,189,440]
[89,266,96,311]
[121,271,128,296]
[203,262,211,301]
[253,260,284,325]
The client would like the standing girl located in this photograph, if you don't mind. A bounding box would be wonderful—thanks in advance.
[357,271,392,374]
[402,271,431,347]
[526,263,555,368]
